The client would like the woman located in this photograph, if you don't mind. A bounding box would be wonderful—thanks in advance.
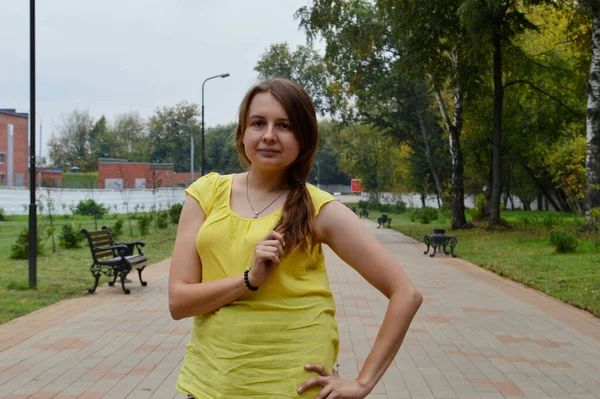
[168,78,422,398]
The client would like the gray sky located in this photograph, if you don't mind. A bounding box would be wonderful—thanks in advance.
[0,0,315,158]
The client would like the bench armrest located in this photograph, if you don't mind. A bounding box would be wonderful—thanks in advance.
[117,241,145,247]
[95,244,129,252]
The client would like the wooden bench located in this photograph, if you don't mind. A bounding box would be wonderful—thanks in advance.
[81,226,148,295]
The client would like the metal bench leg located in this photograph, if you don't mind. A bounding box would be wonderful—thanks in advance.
[108,273,118,287]
[88,265,100,294]
[450,244,457,257]
[137,266,147,286]
[430,244,438,258]
[120,272,131,295]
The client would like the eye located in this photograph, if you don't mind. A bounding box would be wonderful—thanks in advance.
[279,123,291,130]
[251,120,265,127]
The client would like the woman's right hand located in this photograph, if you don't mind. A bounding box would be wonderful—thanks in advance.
[248,230,285,287]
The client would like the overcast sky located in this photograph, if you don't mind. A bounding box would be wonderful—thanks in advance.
[0,0,315,158]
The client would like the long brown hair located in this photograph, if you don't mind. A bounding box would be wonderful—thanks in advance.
[235,79,319,254]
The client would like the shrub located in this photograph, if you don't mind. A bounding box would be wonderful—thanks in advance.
[411,207,439,224]
[380,204,393,213]
[394,200,407,214]
[73,199,108,218]
[10,228,45,259]
[0,207,5,221]
[138,214,151,236]
[112,219,124,240]
[58,223,84,249]
[157,212,169,229]
[169,203,184,224]
[549,229,579,253]
[358,200,368,210]
[469,193,486,221]
[542,212,563,231]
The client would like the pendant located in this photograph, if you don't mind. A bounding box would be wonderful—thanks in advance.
[254,212,259,219]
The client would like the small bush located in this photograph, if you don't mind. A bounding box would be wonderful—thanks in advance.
[469,193,486,221]
[112,219,124,240]
[58,223,84,249]
[411,207,439,224]
[169,203,184,224]
[549,229,579,253]
[380,204,393,213]
[358,200,368,210]
[73,199,108,218]
[542,212,563,231]
[394,200,407,214]
[0,207,5,221]
[157,212,169,229]
[10,228,45,259]
[138,214,151,236]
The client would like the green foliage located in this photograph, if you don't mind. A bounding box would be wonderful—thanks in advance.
[469,193,487,221]
[394,200,407,214]
[169,203,183,224]
[58,224,84,249]
[6,280,30,291]
[0,207,5,221]
[10,229,45,259]
[138,214,151,236]
[542,212,564,231]
[73,199,108,218]
[411,207,439,224]
[549,229,579,253]
[111,219,124,240]
[62,172,98,189]
[380,204,393,213]
[157,212,169,229]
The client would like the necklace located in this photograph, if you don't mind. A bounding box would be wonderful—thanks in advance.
[245,172,287,219]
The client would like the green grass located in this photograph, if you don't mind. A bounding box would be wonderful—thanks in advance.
[0,213,177,324]
[358,208,600,317]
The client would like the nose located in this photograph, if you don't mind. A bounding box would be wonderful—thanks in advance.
[262,123,277,142]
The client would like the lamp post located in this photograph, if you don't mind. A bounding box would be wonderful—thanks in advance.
[175,121,194,184]
[202,73,230,176]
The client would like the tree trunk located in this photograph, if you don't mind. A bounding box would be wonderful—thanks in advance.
[490,26,504,224]
[433,52,469,229]
[416,113,444,202]
[522,165,563,212]
[584,9,600,222]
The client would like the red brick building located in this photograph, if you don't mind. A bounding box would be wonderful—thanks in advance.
[0,109,29,186]
[98,158,194,189]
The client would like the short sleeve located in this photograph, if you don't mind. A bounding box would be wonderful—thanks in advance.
[307,184,338,216]
[185,172,220,215]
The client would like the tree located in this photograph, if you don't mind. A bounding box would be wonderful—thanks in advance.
[204,123,243,174]
[309,120,350,186]
[48,109,95,171]
[333,123,406,202]
[296,1,448,201]
[458,0,555,225]
[255,43,332,115]
[113,112,149,162]
[147,102,201,173]
[577,0,600,222]
[379,0,479,228]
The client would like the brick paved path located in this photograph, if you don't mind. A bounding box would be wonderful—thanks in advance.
[0,221,599,398]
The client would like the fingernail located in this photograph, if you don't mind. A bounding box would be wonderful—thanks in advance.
[305,364,310,368]
[297,387,303,393]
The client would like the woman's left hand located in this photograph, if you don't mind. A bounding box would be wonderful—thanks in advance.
[297,364,370,399]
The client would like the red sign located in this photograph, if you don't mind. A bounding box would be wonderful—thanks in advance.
[351,179,364,193]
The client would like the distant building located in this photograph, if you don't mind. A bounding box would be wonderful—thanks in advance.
[97,158,194,189]
[0,109,29,186]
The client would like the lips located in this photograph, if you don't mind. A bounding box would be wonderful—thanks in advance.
[258,149,280,153]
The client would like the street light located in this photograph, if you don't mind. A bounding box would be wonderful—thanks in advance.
[175,120,194,184]
[202,73,230,176]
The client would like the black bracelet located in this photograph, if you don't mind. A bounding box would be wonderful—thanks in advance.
[244,268,259,291]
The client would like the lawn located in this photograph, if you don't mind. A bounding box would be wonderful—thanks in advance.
[0,213,178,324]
[361,208,600,317]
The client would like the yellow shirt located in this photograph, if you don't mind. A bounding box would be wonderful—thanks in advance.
[176,173,339,399]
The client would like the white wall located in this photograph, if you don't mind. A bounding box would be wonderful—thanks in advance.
[0,187,187,215]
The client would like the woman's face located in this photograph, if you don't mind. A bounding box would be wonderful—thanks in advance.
[242,92,300,171]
